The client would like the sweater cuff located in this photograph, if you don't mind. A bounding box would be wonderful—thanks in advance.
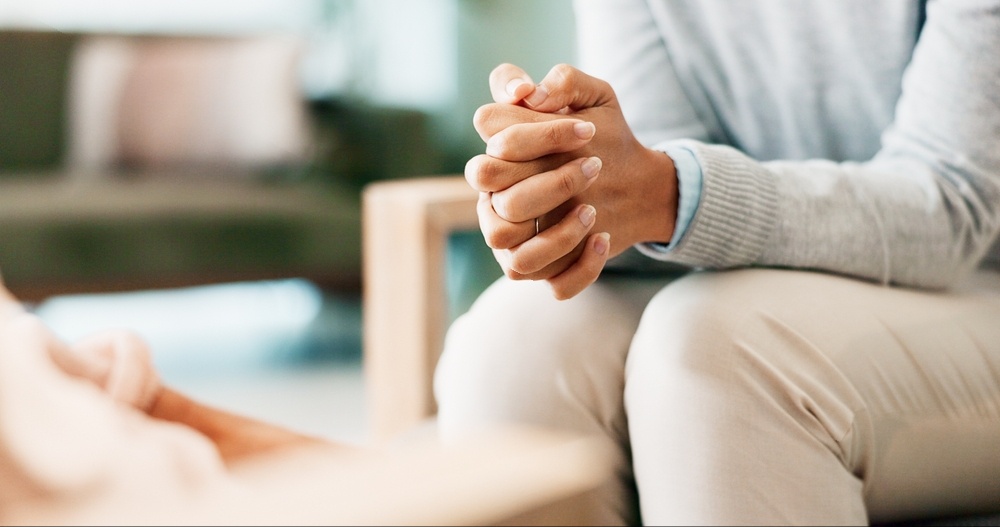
[643,143,703,252]
[636,141,778,268]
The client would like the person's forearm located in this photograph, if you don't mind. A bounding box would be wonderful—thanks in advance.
[656,141,998,288]
[149,387,335,464]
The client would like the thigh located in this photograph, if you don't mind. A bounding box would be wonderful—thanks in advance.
[659,268,1000,523]
[821,272,1000,522]
[746,270,1000,521]
[622,268,1000,524]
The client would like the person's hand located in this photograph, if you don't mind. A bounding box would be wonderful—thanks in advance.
[30,326,162,413]
[0,279,162,412]
[64,331,163,413]
[0,280,333,465]
[0,293,227,506]
[468,63,679,299]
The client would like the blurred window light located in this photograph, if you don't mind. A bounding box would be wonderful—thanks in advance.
[0,0,321,35]
[34,279,326,372]
[0,0,457,105]
[351,0,457,109]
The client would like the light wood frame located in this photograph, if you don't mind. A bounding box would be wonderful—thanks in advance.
[362,176,479,442]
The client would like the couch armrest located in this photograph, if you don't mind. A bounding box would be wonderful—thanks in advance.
[363,176,479,442]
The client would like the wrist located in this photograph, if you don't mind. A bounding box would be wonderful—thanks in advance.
[637,147,678,244]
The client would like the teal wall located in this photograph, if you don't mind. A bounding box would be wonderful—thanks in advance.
[353,0,579,171]
[447,0,577,165]
[320,0,578,172]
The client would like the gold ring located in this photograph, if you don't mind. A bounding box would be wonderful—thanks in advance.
[535,218,540,236]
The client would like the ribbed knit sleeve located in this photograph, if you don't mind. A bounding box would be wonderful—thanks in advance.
[582,0,1000,289]
[639,141,778,269]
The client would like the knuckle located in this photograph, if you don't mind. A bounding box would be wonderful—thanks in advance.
[505,266,526,281]
[597,78,614,95]
[478,159,503,189]
[491,194,521,222]
[550,283,573,301]
[483,229,505,249]
[472,104,499,133]
[550,63,577,85]
[487,132,511,158]
[555,169,578,199]
[508,251,536,275]
[466,155,500,190]
[542,123,562,148]
[488,65,503,85]
[555,226,583,249]
[483,226,514,250]
[490,63,515,83]
[464,156,483,188]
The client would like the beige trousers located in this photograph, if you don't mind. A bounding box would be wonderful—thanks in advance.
[434,269,1000,525]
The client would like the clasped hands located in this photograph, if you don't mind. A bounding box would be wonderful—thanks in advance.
[468,63,679,299]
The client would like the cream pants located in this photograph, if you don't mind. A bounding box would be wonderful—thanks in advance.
[434,269,1000,525]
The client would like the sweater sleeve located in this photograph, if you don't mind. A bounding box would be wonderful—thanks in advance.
[573,0,711,146]
[585,0,1000,289]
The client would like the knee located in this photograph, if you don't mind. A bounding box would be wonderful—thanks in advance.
[626,270,814,395]
[435,279,577,425]
[625,270,865,470]
[626,269,860,417]
[630,273,746,372]
[436,279,557,401]
[435,277,644,432]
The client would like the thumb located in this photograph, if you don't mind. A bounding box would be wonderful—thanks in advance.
[523,64,617,113]
[489,63,536,104]
[72,331,162,412]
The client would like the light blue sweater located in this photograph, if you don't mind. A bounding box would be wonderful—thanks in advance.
[575,0,1000,288]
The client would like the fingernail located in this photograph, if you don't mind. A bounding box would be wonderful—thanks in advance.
[574,121,596,140]
[578,205,596,227]
[506,78,529,98]
[524,83,549,108]
[581,157,602,179]
[594,233,610,255]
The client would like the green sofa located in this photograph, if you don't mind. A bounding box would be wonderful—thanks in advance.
[0,30,438,301]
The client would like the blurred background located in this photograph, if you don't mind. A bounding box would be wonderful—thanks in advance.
[0,0,575,445]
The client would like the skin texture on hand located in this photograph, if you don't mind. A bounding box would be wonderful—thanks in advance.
[469,63,679,299]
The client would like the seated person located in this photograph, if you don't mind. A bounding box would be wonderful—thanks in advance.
[436,1,1000,524]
